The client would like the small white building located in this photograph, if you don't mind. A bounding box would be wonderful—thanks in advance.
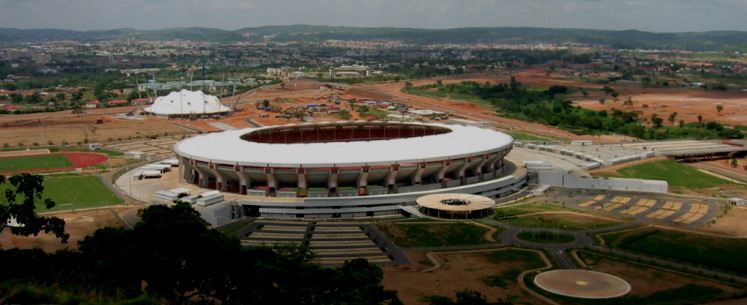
[124,151,147,160]
[728,197,745,206]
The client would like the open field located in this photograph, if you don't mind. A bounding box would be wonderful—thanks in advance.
[0,154,72,172]
[0,107,193,146]
[0,208,129,251]
[558,251,746,305]
[0,152,109,174]
[601,228,747,274]
[611,159,731,189]
[575,88,747,126]
[376,222,493,247]
[703,206,747,236]
[1,174,123,211]
[498,213,622,231]
[383,249,547,305]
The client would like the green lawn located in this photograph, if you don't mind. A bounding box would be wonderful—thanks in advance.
[480,249,547,288]
[603,228,747,274]
[0,154,73,172]
[493,203,578,219]
[506,131,554,142]
[615,159,729,189]
[516,231,575,244]
[0,175,122,211]
[376,222,492,247]
[499,214,621,231]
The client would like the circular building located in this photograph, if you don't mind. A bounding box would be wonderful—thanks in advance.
[174,121,514,198]
[145,90,231,117]
[416,193,495,218]
[534,270,631,299]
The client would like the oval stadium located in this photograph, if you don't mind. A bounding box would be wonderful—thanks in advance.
[175,121,517,196]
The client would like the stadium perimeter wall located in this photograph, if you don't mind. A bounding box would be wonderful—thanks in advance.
[537,170,668,193]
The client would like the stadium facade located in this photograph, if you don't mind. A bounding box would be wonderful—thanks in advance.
[174,121,528,218]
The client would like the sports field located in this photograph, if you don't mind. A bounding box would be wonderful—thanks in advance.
[0,152,109,174]
[616,159,729,189]
[0,175,122,211]
[0,154,73,172]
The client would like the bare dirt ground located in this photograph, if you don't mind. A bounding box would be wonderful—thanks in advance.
[383,250,542,305]
[575,88,747,126]
[0,207,133,251]
[702,206,747,236]
[0,107,193,146]
[690,158,747,184]
[579,253,743,301]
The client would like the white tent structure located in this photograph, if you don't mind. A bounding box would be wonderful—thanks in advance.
[144,90,231,116]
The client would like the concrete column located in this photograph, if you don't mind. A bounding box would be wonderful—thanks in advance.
[437,161,449,182]
[412,163,425,185]
[296,168,307,197]
[208,163,226,191]
[475,156,490,180]
[265,168,278,189]
[193,165,211,188]
[357,167,369,196]
[236,166,250,195]
[457,158,471,185]
[328,168,338,189]
[385,164,399,193]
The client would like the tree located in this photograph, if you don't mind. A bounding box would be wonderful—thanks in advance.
[598,97,605,105]
[651,114,663,128]
[668,112,678,125]
[731,158,738,168]
[0,174,69,242]
[716,104,724,115]
[623,97,634,107]
[404,81,413,88]
[697,114,704,124]
[55,92,66,101]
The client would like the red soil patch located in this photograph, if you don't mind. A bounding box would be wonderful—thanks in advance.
[60,152,109,168]
[0,152,109,175]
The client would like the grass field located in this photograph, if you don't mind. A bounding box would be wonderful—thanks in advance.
[506,131,555,142]
[0,155,72,172]
[493,203,579,218]
[481,249,547,289]
[499,213,621,231]
[0,174,122,211]
[376,222,492,247]
[615,159,729,189]
[603,228,747,274]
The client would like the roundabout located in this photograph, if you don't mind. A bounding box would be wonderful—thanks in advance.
[534,269,631,299]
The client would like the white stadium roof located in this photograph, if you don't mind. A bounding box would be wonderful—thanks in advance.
[174,122,513,168]
[144,90,231,115]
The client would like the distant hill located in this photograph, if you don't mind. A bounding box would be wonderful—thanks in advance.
[2,25,747,51]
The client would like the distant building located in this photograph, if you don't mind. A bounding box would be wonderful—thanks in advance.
[329,64,370,79]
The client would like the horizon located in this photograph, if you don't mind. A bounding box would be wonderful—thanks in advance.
[1,0,745,33]
[4,24,747,34]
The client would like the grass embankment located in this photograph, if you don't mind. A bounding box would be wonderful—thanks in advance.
[613,159,730,189]
[0,174,122,211]
[494,203,621,231]
[481,249,547,289]
[602,228,747,274]
[0,154,72,172]
[376,222,494,247]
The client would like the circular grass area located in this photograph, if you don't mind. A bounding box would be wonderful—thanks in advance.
[517,231,575,244]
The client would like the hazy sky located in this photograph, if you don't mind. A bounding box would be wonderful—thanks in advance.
[1,0,746,32]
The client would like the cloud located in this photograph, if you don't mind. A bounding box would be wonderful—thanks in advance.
[0,0,745,32]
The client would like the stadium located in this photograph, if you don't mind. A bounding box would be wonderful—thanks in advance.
[174,121,518,198]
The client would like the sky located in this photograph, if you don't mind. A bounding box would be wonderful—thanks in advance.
[0,0,746,32]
